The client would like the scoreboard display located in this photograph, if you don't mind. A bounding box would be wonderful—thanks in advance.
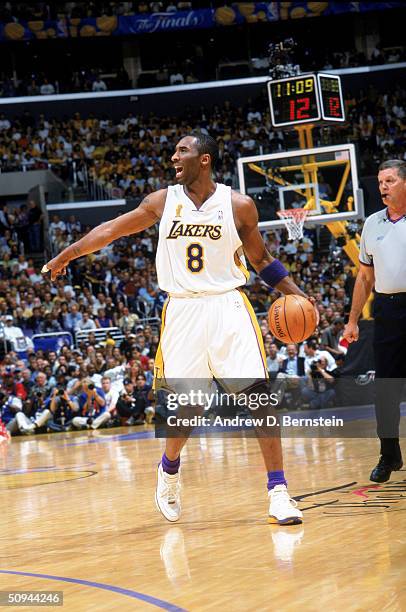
[268,75,320,126]
[268,73,345,127]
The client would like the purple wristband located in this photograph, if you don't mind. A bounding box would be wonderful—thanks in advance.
[259,260,289,289]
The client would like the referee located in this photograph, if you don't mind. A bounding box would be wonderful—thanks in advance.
[343,159,405,482]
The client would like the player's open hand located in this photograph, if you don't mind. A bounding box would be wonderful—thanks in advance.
[307,296,320,326]
[41,254,70,281]
[343,321,359,343]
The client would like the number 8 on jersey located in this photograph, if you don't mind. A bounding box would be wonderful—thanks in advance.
[187,243,204,273]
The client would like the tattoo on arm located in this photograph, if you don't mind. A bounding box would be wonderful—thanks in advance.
[72,246,81,257]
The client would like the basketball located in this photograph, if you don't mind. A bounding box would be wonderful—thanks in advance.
[268,295,317,343]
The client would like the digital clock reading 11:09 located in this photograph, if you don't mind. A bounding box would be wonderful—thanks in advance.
[268,75,320,127]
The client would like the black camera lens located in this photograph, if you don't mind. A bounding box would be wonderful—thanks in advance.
[57,388,65,396]
[88,383,95,390]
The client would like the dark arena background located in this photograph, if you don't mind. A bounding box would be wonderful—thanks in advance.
[0,2,405,611]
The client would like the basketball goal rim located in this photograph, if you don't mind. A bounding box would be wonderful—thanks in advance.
[276,208,309,241]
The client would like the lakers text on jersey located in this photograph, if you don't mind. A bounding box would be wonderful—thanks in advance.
[156,183,248,296]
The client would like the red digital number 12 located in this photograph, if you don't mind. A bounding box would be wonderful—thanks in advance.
[289,97,310,120]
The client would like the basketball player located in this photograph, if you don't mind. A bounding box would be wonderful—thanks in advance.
[43,132,310,525]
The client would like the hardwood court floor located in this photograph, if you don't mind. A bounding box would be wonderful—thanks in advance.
[0,424,405,612]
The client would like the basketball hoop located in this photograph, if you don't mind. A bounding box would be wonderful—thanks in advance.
[277,208,309,241]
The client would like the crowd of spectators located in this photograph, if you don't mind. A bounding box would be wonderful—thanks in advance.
[136,42,406,90]
[1,43,404,99]
[0,215,163,435]
[0,83,404,195]
[0,66,131,99]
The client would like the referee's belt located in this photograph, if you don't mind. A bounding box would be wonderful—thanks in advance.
[375,291,406,301]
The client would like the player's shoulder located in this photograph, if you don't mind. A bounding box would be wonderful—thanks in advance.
[142,188,168,208]
[145,188,168,204]
[231,189,258,229]
[231,189,255,210]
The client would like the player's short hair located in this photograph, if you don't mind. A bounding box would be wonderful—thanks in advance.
[190,131,219,169]
[378,159,406,179]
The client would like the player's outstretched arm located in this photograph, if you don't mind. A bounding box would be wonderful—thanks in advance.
[233,192,307,297]
[43,190,166,280]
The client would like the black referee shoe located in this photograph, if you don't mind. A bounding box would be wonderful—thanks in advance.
[370,455,403,483]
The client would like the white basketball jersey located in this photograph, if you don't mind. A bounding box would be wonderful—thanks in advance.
[156,183,248,296]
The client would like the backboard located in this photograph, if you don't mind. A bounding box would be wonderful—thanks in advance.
[237,144,364,230]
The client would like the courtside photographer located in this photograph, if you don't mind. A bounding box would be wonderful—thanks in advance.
[48,387,78,432]
[116,378,146,425]
[71,379,106,430]
[302,356,340,410]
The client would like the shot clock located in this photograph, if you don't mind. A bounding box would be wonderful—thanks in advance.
[267,73,345,127]
[317,74,345,121]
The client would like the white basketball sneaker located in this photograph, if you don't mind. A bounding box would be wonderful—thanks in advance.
[268,484,303,525]
[155,463,181,522]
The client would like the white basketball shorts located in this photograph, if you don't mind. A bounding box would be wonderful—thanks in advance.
[154,289,268,392]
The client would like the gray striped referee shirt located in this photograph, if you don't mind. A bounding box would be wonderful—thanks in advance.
[359,208,406,293]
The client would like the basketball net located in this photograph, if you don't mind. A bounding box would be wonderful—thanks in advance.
[277,208,309,241]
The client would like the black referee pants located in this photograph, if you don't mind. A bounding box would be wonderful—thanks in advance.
[373,293,406,461]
